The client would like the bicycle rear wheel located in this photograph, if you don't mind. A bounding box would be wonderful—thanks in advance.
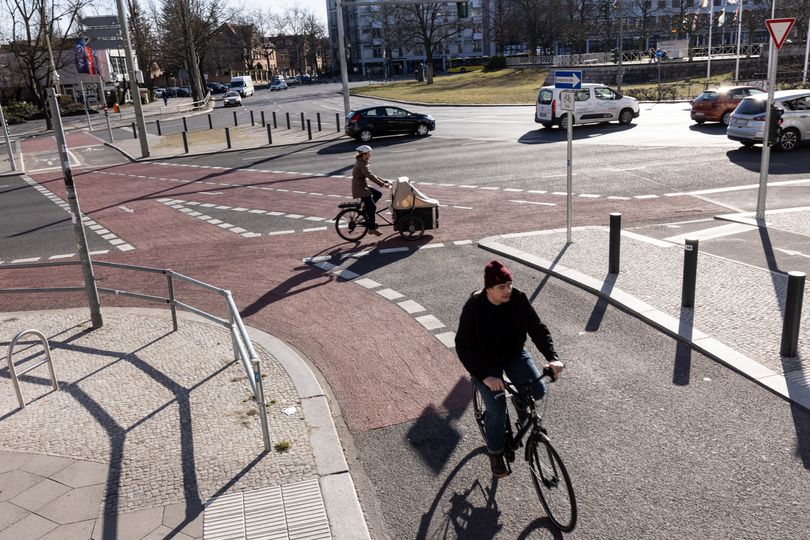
[471,381,487,444]
[335,208,367,241]
[526,432,577,532]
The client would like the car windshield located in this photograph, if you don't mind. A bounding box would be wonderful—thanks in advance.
[735,97,766,115]
[695,91,719,102]
[225,92,239,97]
[230,81,244,88]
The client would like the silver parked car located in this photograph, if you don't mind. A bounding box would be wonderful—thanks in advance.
[727,89,810,152]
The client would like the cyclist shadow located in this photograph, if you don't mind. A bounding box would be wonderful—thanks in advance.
[416,447,564,540]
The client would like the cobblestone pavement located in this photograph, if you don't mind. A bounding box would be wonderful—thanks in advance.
[480,210,810,410]
[0,308,330,539]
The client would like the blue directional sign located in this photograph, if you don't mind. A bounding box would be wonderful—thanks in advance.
[554,70,582,89]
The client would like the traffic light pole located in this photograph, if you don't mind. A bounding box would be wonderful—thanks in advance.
[115,0,150,158]
[616,0,624,92]
[756,42,778,221]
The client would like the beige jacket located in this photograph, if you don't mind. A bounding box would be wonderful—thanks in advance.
[352,159,386,198]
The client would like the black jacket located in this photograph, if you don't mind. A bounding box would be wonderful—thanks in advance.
[455,288,557,382]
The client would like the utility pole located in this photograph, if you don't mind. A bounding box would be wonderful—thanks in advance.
[617,0,624,92]
[115,0,150,157]
[49,88,103,329]
[336,0,351,118]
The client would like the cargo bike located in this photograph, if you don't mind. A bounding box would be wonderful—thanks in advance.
[334,177,439,241]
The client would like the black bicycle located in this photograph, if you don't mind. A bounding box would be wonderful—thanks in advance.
[472,378,577,532]
[334,201,425,242]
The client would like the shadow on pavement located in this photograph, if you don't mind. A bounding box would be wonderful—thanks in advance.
[673,308,694,386]
[315,135,430,155]
[517,123,636,145]
[725,147,810,174]
[687,123,727,134]
[240,262,337,318]
[584,273,617,333]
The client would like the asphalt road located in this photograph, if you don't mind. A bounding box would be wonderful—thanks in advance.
[4,84,810,539]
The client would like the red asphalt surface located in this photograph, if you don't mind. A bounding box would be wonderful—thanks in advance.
[4,161,721,433]
[21,132,106,153]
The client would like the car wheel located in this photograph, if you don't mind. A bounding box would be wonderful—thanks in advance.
[558,115,569,130]
[741,142,755,148]
[540,122,553,129]
[359,129,373,142]
[695,120,705,125]
[776,128,800,152]
[722,112,732,126]
[618,108,634,125]
[415,124,429,136]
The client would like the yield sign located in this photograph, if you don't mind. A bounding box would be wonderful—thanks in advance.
[765,18,796,50]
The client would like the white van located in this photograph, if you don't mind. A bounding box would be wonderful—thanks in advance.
[229,76,255,97]
[535,83,640,129]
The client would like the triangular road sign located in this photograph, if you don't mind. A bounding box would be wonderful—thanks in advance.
[766,18,796,50]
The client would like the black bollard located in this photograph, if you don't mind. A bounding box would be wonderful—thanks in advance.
[267,124,273,145]
[233,111,238,126]
[317,112,322,131]
[182,117,188,132]
[182,131,189,154]
[286,112,290,130]
[681,238,699,308]
[609,212,621,274]
[131,122,137,139]
[156,119,162,136]
[272,111,277,128]
[307,119,312,140]
[300,112,305,130]
[225,127,232,149]
[336,112,340,132]
[208,113,213,130]
[781,271,806,357]
[261,111,266,127]
[250,110,255,126]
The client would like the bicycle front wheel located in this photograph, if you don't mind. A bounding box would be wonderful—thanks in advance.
[335,208,367,242]
[527,432,577,532]
[471,380,487,444]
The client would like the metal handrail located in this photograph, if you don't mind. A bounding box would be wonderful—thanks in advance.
[0,260,272,450]
[6,329,58,409]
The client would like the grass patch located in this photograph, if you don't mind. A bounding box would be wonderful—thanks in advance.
[351,68,548,105]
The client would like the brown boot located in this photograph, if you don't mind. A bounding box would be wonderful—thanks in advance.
[368,228,382,236]
[488,452,510,478]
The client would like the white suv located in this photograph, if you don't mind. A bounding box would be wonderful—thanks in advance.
[535,83,640,129]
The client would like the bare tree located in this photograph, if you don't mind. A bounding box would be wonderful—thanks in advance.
[127,0,159,89]
[273,7,324,76]
[367,5,408,78]
[400,3,465,83]
[1,0,90,129]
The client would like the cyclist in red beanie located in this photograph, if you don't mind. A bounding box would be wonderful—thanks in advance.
[455,260,565,478]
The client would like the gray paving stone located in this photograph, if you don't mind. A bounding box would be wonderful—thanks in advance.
[0,513,57,540]
[38,520,96,540]
[50,459,108,488]
[0,501,28,529]
[162,501,204,538]
[9,477,72,512]
[37,483,106,524]
[19,454,75,477]
[92,507,164,540]
[0,451,32,474]
[0,469,42,502]
[142,524,194,540]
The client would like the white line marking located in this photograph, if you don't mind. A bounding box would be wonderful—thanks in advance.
[377,288,405,300]
[12,257,41,263]
[453,240,473,245]
[303,226,328,232]
[267,230,295,235]
[509,200,556,206]
[379,247,409,254]
[435,332,456,348]
[415,314,445,330]
[397,300,426,314]
[49,253,74,260]
[355,278,381,289]
[634,194,659,199]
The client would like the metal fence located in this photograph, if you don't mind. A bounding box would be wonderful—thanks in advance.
[506,44,765,67]
[0,260,273,451]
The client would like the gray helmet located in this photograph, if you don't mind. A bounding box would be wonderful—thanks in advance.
[355,145,372,154]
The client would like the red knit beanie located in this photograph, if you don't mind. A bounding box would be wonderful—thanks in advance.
[484,260,512,289]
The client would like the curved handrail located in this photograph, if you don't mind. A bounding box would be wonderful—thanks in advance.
[6,329,58,409]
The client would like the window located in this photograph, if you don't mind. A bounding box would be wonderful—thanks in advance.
[594,87,617,100]
[657,0,666,9]
[385,107,407,116]
[538,89,553,104]
[574,89,590,101]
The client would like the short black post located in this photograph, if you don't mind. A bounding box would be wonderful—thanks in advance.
[208,113,213,130]
[250,110,255,126]
[131,122,137,139]
[182,117,188,132]
[300,112,305,130]
[681,238,699,308]
[317,112,322,131]
[272,111,277,128]
[286,112,290,129]
[780,271,806,357]
[225,127,232,149]
[181,131,189,153]
[609,212,621,274]
[261,111,266,127]
[335,112,340,132]
[233,111,238,126]
[307,119,312,140]
[156,119,162,136]
[267,123,273,144]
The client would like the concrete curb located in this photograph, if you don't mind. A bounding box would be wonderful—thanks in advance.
[478,232,810,413]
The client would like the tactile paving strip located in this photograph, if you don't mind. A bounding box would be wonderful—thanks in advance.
[204,478,331,539]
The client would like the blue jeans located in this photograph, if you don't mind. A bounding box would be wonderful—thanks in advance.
[473,349,547,454]
[361,187,382,229]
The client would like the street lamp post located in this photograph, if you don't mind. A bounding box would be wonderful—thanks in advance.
[617,0,624,92]
[115,0,150,158]
[336,0,351,118]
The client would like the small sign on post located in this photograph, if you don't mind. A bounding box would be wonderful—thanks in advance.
[554,70,582,90]
[559,90,575,111]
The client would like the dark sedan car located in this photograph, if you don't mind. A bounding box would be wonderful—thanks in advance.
[206,82,228,94]
[345,106,435,142]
